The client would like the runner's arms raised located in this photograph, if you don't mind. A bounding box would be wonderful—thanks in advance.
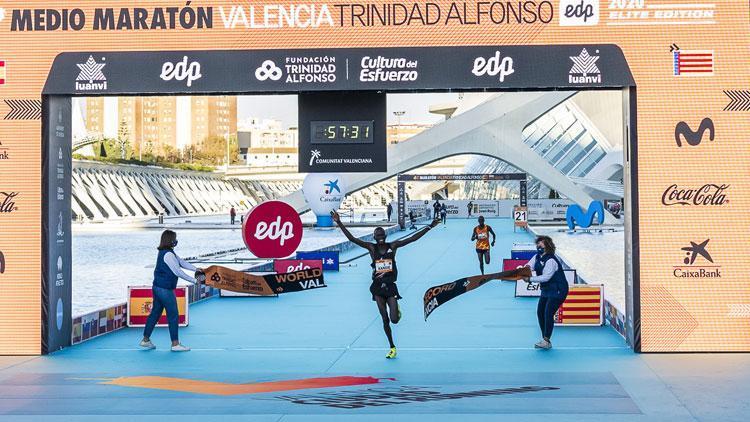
[332,211,373,251]
[391,218,440,249]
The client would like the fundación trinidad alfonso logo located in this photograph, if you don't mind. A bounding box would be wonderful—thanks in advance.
[76,56,107,91]
[674,117,714,147]
[569,48,601,84]
[255,60,283,81]
[674,239,721,279]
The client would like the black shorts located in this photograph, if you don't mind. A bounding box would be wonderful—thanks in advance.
[370,280,402,301]
[476,248,490,255]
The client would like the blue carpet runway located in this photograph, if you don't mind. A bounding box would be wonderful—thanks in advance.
[0,218,738,421]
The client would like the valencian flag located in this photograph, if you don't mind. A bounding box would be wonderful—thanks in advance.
[423,267,531,320]
[201,265,326,295]
[554,285,603,325]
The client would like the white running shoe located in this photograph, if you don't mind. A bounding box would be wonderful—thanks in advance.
[139,340,155,350]
[534,339,552,349]
[170,343,191,352]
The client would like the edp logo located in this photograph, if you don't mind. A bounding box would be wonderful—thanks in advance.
[254,216,295,246]
[559,0,599,26]
[472,51,515,83]
[160,56,202,87]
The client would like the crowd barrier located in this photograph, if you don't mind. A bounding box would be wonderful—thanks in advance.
[71,282,217,345]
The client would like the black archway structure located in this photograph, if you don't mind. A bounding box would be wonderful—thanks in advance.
[395,173,528,229]
[41,45,638,353]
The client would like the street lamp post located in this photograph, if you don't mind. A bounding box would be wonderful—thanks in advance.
[393,111,405,144]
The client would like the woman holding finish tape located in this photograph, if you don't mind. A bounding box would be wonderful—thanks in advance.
[139,230,203,352]
[523,235,569,350]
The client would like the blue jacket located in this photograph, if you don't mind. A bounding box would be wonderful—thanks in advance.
[533,254,569,298]
[153,249,179,290]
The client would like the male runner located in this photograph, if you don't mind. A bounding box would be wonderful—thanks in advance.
[332,210,440,359]
[470,216,496,274]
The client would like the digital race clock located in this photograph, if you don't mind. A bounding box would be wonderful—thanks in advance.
[310,121,374,144]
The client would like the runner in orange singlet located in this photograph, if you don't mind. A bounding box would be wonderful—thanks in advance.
[471,216,496,275]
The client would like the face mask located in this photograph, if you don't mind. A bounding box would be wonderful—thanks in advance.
[172,240,179,248]
[537,247,545,255]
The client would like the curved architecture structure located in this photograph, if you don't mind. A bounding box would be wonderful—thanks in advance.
[281,91,619,224]
[71,161,398,221]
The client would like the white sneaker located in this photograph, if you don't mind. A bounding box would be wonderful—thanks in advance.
[534,339,552,349]
[139,340,155,350]
[170,343,191,352]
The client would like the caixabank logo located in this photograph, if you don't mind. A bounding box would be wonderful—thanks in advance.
[673,239,721,279]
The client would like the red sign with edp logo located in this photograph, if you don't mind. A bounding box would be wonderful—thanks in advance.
[242,200,303,259]
[273,259,323,274]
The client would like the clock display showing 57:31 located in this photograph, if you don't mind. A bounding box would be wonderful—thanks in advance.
[310,120,375,144]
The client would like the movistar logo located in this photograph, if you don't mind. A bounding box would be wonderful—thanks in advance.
[565,200,605,229]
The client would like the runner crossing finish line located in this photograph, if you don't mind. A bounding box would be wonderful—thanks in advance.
[423,267,531,320]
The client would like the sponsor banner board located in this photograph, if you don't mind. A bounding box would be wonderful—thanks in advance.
[127,286,188,327]
[296,251,340,271]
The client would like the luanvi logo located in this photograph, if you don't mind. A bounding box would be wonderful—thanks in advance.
[661,184,729,206]
[0,191,19,213]
[559,0,599,26]
[674,118,714,147]
[674,239,721,279]
[75,56,107,91]
[569,48,601,84]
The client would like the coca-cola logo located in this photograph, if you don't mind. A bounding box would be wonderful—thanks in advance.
[1,191,19,213]
[661,184,729,206]
[242,200,303,259]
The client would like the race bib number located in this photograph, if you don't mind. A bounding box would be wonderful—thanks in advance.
[375,259,393,273]
[477,232,488,239]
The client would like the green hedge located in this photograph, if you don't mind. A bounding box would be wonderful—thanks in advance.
[73,154,215,172]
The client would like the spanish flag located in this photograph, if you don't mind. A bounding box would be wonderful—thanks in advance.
[0,61,6,85]
[128,287,188,326]
[555,285,603,325]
